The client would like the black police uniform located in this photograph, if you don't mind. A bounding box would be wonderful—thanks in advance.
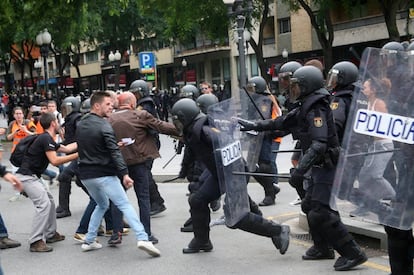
[242,88,367,270]
[138,96,166,214]
[56,111,83,217]
[182,115,289,254]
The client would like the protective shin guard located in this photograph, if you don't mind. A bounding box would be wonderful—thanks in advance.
[235,213,280,237]
[385,226,414,275]
[188,193,210,242]
[58,179,72,211]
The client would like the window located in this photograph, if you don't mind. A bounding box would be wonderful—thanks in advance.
[278,18,291,34]
[85,51,98,63]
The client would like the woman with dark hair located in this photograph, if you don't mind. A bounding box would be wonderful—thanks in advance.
[351,77,395,216]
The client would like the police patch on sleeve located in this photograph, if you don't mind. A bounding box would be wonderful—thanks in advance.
[330,102,339,110]
[314,117,323,127]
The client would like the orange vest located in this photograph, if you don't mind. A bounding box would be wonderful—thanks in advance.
[10,120,37,152]
[270,94,282,143]
[36,121,44,134]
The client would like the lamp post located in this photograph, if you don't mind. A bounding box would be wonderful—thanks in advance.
[229,0,253,89]
[282,48,289,62]
[36,29,52,94]
[34,59,42,93]
[181,58,187,85]
[108,50,121,91]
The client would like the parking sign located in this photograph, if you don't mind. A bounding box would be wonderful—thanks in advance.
[138,52,155,74]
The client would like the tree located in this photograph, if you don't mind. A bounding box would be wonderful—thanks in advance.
[378,0,408,41]
[282,0,334,70]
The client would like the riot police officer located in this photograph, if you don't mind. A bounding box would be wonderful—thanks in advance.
[171,98,289,254]
[130,80,166,216]
[239,66,367,271]
[55,96,82,218]
[246,76,281,206]
[383,41,414,275]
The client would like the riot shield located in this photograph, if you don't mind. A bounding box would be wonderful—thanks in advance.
[331,47,414,230]
[208,97,261,227]
[239,89,272,172]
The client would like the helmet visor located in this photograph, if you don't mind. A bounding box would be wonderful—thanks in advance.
[278,72,292,92]
[289,78,301,103]
[326,68,339,91]
[246,82,256,93]
[172,115,184,135]
[61,104,73,118]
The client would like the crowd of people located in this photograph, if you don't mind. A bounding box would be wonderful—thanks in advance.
[0,40,413,275]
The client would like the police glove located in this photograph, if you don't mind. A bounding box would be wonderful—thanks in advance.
[289,168,304,189]
[237,118,260,131]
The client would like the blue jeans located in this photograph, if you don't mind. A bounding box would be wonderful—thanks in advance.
[129,162,151,236]
[0,214,8,238]
[76,196,113,234]
[81,176,148,243]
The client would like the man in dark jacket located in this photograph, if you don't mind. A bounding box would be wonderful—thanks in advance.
[76,91,160,256]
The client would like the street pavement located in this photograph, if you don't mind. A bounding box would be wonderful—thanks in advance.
[0,119,392,275]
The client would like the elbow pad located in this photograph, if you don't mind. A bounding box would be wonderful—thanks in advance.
[296,141,327,173]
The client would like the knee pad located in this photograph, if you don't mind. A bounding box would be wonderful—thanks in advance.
[188,192,207,209]
[58,171,73,183]
[301,197,312,214]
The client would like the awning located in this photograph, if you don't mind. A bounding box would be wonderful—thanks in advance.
[38,78,58,85]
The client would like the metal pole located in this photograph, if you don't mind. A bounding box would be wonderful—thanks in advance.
[235,1,246,89]
[43,45,49,95]
[114,61,120,91]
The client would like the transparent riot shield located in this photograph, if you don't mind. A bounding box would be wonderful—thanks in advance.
[239,89,272,172]
[331,47,414,230]
[208,97,262,227]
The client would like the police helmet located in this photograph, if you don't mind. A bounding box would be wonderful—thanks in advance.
[407,41,414,51]
[196,94,219,114]
[382,41,405,52]
[278,61,302,91]
[279,61,302,77]
[246,76,269,94]
[61,96,81,117]
[326,61,359,90]
[180,84,200,100]
[80,98,91,114]
[171,98,202,133]
[129,80,150,98]
[290,66,324,101]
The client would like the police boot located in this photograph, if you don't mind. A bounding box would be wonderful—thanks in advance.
[257,177,276,206]
[302,245,335,260]
[180,217,193,233]
[334,240,368,271]
[235,213,290,255]
[182,228,212,254]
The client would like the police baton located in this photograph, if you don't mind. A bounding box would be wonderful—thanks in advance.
[272,149,302,153]
[232,171,291,179]
[242,87,265,120]
[162,153,177,169]
[161,176,181,183]
[345,148,400,158]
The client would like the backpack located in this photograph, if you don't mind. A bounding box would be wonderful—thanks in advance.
[10,135,38,167]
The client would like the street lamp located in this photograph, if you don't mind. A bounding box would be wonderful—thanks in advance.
[282,48,289,62]
[181,58,187,85]
[34,59,42,93]
[108,50,122,91]
[228,0,253,89]
[36,29,52,94]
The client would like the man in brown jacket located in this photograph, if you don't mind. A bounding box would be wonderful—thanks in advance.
[108,92,180,244]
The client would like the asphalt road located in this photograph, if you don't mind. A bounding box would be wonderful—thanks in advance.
[0,132,392,275]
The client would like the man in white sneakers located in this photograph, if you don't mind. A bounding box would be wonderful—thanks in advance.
[76,91,160,257]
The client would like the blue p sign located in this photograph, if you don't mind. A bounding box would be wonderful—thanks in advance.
[138,52,155,74]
